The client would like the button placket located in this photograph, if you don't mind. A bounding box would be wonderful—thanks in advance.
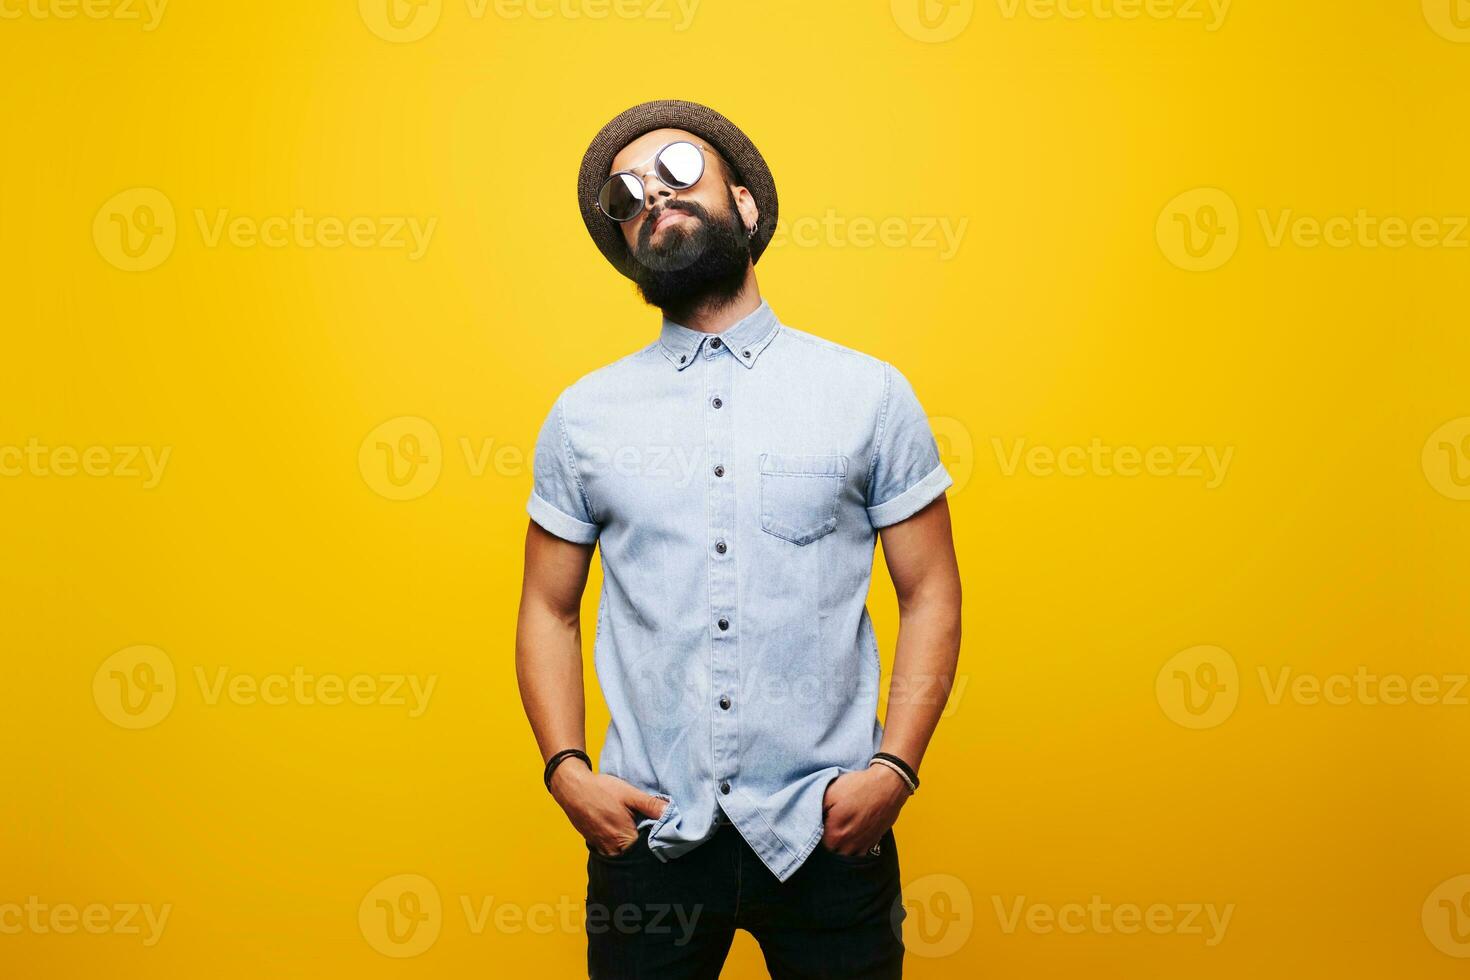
[705,341,739,801]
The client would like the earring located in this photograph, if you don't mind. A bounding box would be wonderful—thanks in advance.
[747,220,758,237]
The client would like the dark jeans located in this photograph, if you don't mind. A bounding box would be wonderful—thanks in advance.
[585,814,905,979]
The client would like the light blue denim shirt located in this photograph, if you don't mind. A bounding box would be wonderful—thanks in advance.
[527,300,952,882]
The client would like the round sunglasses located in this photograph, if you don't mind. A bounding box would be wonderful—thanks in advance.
[597,141,709,223]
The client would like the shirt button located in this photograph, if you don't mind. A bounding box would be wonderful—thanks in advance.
[719,781,731,794]
[711,396,722,409]
[710,337,722,349]
[714,540,727,554]
[717,617,730,631]
[713,465,725,477]
[742,349,751,358]
[719,696,731,710]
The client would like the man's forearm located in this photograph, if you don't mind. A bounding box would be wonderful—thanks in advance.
[878,591,962,771]
[516,601,589,764]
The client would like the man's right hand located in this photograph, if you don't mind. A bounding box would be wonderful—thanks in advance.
[549,762,668,856]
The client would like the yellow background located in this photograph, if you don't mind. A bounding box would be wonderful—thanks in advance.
[3,0,1469,976]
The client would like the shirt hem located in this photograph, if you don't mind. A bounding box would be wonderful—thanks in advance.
[773,822,828,882]
[527,493,599,544]
[866,462,954,528]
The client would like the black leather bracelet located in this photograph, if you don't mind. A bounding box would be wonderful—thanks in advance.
[543,748,591,790]
[871,752,919,792]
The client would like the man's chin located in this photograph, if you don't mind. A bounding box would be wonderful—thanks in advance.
[633,236,708,274]
[653,214,699,238]
[643,219,700,254]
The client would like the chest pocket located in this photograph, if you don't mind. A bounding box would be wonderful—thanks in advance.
[758,453,849,545]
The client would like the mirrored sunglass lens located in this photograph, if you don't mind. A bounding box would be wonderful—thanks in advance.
[655,142,703,189]
[599,173,643,220]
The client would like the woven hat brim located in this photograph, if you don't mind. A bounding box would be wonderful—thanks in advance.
[577,99,778,281]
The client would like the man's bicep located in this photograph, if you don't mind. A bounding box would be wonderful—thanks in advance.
[877,494,959,605]
[521,518,596,621]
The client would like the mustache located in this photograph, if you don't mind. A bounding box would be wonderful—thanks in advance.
[638,201,704,249]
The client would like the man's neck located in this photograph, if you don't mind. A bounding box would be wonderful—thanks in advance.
[665,271,761,334]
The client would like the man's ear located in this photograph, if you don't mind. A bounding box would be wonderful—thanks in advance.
[733,185,760,233]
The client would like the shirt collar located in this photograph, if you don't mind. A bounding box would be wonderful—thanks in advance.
[657,299,781,371]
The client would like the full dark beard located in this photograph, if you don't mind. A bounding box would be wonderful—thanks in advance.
[630,189,751,322]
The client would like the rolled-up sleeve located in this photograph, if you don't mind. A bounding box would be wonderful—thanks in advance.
[865,362,954,529]
[526,392,600,544]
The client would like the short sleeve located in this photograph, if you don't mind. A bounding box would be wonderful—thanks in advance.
[526,392,601,544]
[865,363,954,529]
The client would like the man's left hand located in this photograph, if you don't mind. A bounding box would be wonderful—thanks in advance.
[820,765,911,856]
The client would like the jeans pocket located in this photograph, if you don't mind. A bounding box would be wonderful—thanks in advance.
[588,823,650,862]
[820,827,894,866]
